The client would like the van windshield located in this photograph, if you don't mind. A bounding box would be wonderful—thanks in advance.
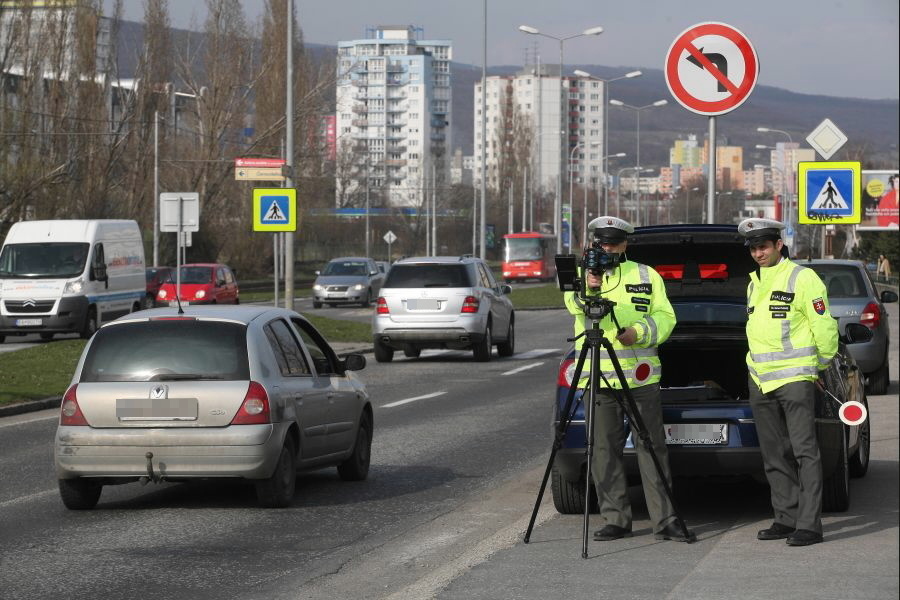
[0,243,89,279]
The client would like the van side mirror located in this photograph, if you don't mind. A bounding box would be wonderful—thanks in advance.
[91,263,108,283]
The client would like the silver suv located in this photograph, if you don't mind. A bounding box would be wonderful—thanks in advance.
[372,256,515,362]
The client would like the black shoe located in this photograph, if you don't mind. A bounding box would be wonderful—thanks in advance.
[786,529,823,546]
[654,519,697,543]
[757,522,795,540]
[593,524,632,541]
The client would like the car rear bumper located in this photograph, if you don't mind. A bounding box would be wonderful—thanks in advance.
[374,327,486,348]
[55,423,284,479]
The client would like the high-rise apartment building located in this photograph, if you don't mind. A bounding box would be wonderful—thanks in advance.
[335,26,451,207]
[474,66,606,197]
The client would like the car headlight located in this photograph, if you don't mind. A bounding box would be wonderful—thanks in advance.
[353,283,365,291]
[313,284,323,291]
[195,289,206,299]
[64,278,84,295]
[158,289,167,298]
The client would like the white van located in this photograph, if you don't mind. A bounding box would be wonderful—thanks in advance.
[0,220,146,342]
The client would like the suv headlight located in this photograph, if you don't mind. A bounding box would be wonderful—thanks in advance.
[64,278,84,295]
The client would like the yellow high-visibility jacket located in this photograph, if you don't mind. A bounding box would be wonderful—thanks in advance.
[746,257,838,394]
[564,260,676,389]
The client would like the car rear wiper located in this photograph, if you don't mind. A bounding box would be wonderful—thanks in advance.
[151,374,226,381]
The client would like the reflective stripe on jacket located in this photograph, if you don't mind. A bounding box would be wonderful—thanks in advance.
[564,260,676,389]
[745,257,838,394]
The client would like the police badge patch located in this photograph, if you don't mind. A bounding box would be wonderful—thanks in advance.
[812,297,826,315]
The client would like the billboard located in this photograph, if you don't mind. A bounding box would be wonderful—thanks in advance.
[858,170,899,231]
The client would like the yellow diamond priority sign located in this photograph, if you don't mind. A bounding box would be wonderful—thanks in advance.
[253,188,297,232]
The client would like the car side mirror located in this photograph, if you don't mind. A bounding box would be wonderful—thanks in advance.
[842,322,874,345]
[342,353,366,371]
[500,284,512,295]
[881,290,898,303]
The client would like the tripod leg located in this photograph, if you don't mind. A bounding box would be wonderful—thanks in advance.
[600,337,695,543]
[581,343,599,558]
[524,342,590,543]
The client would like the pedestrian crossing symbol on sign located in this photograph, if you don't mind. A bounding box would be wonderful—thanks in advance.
[798,162,861,225]
[252,187,297,231]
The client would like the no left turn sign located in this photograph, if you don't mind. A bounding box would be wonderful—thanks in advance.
[665,22,759,116]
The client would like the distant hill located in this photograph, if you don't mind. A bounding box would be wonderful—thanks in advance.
[114,21,898,169]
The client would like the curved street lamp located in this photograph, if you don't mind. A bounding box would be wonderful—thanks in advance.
[610,98,667,225]
[519,24,604,253]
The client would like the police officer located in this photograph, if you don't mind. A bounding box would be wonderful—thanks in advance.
[739,218,838,547]
[564,216,695,543]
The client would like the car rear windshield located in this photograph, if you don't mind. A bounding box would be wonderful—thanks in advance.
[80,320,250,382]
[806,264,868,298]
[383,264,473,288]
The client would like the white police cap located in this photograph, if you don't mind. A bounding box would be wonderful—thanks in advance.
[738,218,785,246]
[589,216,634,244]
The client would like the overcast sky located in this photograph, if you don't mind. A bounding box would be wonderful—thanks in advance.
[108,0,898,100]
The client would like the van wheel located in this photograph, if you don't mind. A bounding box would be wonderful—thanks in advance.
[374,339,394,363]
[141,294,155,310]
[255,439,296,508]
[822,430,850,512]
[338,412,372,481]
[58,478,102,510]
[473,324,492,362]
[80,309,98,339]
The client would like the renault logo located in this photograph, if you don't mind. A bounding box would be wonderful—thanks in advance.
[150,385,168,399]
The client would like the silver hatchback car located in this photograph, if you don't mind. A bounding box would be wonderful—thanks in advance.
[312,256,384,308]
[55,305,372,509]
[372,256,515,362]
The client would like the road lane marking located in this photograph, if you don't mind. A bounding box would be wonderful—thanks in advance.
[515,348,560,359]
[382,391,447,409]
[0,488,56,509]
[0,413,57,428]
[501,362,544,376]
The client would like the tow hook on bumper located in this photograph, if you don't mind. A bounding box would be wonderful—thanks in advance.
[140,451,165,485]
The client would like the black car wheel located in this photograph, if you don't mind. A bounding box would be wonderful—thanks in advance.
[497,317,515,357]
[374,338,394,363]
[550,466,598,514]
[58,478,102,510]
[866,353,889,395]
[473,324,492,362]
[255,439,296,508]
[338,412,372,481]
[849,396,871,478]
[822,430,850,512]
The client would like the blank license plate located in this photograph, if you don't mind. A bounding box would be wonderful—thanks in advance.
[168,301,189,307]
[16,319,43,326]
[117,398,198,421]
[665,423,728,445]
[406,299,440,310]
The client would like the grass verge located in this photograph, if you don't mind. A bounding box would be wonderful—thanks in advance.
[0,339,85,406]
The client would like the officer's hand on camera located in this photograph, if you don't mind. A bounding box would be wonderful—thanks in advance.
[616,326,638,346]
[586,269,602,290]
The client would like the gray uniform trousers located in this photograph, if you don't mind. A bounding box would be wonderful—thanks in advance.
[748,378,823,534]
[590,382,676,533]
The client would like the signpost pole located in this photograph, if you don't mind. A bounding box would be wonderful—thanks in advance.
[284,0,295,310]
[708,116,716,223]
[273,233,279,307]
[176,196,183,302]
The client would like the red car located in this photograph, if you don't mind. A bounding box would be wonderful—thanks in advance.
[155,263,239,306]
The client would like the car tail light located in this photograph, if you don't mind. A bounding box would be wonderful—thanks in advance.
[860,302,880,329]
[60,384,88,426]
[461,296,479,313]
[230,382,271,425]
[376,297,390,314]
[557,359,575,388]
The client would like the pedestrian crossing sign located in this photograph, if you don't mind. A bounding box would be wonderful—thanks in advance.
[798,161,861,225]
[252,187,297,231]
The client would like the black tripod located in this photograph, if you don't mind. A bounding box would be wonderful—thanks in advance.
[523,298,694,557]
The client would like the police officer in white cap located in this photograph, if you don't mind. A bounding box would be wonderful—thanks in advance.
[564,216,695,543]
[739,217,838,546]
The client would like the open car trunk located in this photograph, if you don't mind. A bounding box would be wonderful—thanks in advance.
[659,326,750,403]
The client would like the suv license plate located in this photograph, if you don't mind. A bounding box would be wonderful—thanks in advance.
[16,318,43,326]
[406,299,440,310]
[664,423,728,445]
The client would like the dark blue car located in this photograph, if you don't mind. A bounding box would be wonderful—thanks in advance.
[551,225,871,515]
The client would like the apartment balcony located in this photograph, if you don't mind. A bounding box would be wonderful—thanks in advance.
[386,78,404,86]
[387,92,407,100]
[386,119,407,127]
[352,104,368,114]
[352,79,368,87]
[385,159,407,167]
[386,105,405,113]
[351,119,368,127]
[430,133,446,141]
[386,62,406,73]
[387,145,407,153]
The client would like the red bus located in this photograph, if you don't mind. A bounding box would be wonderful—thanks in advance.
[501,232,557,283]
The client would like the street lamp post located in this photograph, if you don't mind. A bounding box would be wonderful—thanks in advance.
[609,98,667,225]
[573,69,641,218]
[569,141,600,252]
[599,152,627,217]
[519,24,604,254]
[756,127,795,230]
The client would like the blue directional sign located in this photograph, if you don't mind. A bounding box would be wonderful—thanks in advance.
[798,161,861,225]
[252,187,296,232]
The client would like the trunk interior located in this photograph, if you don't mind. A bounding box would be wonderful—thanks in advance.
[659,332,750,403]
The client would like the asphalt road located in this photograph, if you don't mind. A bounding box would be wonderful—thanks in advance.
[1,305,897,600]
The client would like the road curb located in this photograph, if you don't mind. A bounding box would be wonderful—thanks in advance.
[0,396,60,418]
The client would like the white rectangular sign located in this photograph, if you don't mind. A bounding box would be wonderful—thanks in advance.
[160,193,200,232]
